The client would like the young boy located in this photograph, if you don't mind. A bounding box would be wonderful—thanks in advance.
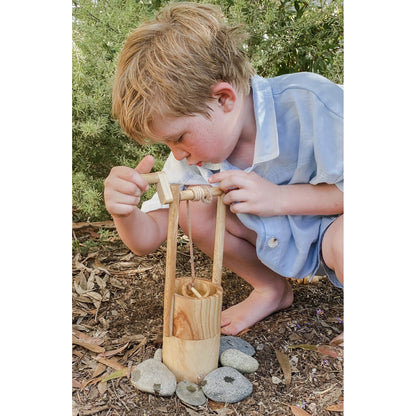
[104,2,343,336]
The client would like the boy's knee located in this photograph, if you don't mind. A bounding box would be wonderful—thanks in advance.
[322,215,343,279]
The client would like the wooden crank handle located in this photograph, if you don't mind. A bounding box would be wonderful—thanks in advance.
[140,171,173,204]
[140,172,162,184]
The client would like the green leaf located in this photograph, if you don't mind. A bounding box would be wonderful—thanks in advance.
[101,368,128,383]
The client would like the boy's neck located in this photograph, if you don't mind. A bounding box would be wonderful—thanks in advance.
[227,90,256,170]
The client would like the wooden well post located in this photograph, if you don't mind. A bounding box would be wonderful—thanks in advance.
[162,184,225,383]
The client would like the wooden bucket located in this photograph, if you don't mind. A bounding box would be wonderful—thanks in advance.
[162,185,226,383]
[163,277,223,383]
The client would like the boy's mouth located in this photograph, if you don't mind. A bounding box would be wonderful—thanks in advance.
[187,159,203,167]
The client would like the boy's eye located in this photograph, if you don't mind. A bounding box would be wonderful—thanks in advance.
[176,135,184,143]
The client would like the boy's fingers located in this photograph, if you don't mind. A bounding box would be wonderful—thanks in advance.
[135,155,155,174]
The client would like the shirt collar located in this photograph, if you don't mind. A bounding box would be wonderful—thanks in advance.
[250,75,279,169]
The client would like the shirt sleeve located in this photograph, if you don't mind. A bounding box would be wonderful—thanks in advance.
[306,81,343,190]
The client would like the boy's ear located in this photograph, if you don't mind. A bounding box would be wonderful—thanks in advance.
[210,82,236,113]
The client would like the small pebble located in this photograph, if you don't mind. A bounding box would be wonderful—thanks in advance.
[219,336,255,357]
[176,380,207,407]
[220,349,259,373]
[202,367,253,403]
[130,359,176,396]
[272,376,283,385]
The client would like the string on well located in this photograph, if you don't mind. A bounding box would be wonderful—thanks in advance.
[191,186,213,203]
[186,199,196,288]
[185,186,214,296]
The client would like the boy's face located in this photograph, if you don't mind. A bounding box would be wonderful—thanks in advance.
[150,98,242,167]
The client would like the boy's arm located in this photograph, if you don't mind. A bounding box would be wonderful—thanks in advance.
[112,208,169,256]
[271,183,343,216]
[209,170,343,217]
[104,155,169,255]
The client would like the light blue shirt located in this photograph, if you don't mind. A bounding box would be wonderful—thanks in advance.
[142,73,343,279]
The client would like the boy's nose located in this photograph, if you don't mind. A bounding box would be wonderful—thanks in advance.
[171,147,189,161]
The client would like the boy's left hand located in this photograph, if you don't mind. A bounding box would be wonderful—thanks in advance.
[208,170,280,216]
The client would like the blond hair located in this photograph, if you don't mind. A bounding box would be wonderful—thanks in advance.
[112,1,254,144]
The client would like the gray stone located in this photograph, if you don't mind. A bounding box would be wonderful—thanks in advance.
[202,367,253,403]
[176,380,207,407]
[219,336,255,357]
[130,359,176,396]
[220,348,259,374]
[153,348,162,362]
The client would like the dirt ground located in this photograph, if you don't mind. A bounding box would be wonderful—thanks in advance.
[72,222,343,416]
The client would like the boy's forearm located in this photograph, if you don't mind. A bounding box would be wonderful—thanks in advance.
[112,208,168,256]
[276,183,343,216]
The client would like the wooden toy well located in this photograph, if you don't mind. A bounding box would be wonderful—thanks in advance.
[162,184,225,383]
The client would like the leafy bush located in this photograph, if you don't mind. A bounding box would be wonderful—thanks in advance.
[72,0,343,221]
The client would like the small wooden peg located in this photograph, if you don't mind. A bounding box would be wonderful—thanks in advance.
[190,286,203,298]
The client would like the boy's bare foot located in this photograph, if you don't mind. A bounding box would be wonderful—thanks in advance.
[220,279,293,335]
[330,332,344,347]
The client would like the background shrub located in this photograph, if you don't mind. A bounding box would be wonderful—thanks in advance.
[72,0,343,221]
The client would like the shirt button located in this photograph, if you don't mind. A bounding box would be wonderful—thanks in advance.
[267,237,279,248]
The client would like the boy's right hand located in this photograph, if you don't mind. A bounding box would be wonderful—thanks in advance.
[104,155,155,217]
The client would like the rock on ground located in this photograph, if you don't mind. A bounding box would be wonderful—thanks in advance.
[219,336,255,357]
[220,348,259,373]
[176,380,207,407]
[202,366,253,403]
[130,359,176,396]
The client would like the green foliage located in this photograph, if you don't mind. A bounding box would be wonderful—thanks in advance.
[72,0,172,221]
[218,0,343,83]
[72,0,343,221]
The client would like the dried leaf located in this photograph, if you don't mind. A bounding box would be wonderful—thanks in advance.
[110,277,125,289]
[74,271,88,295]
[72,329,104,345]
[329,332,344,347]
[185,408,200,416]
[72,378,82,388]
[136,266,153,273]
[289,405,312,416]
[72,337,105,353]
[102,289,111,302]
[214,409,234,416]
[208,400,226,411]
[125,337,147,359]
[316,345,343,359]
[94,274,106,290]
[236,328,251,336]
[289,343,343,358]
[274,349,291,389]
[87,270,96,289]
[75,295,94,304]
[92,363,107,378]
[326,402,344,412]
[94,356,125,370]
[85,291,102,302]
[97,380,107,395]
[99,343,129,358]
